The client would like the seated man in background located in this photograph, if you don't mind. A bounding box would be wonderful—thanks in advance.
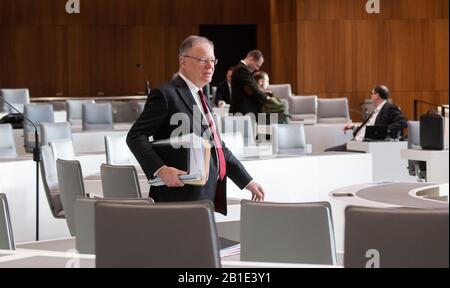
[254,71,287,124]
[326,85,407,152]
[215,67,233,108]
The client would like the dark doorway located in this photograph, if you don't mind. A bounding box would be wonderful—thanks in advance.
[199,25,257,86]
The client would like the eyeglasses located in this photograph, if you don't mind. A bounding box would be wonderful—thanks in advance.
[183,55,218,66]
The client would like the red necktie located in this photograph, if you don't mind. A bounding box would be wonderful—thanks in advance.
[198,90,226,180]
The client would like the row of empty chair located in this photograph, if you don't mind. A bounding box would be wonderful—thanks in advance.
[268,84,350,124]
[2,190,447,267]
[1,89,145,123]
[40,137,144,221]
[2,87,350,127]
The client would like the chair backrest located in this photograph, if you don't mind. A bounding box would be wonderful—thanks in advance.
[267,84,292,100]
[95,201,221,268]
[82,103,113,131]
[0,88,30,113]
[75,197,154,254]
[240,200,337,265]
[0,123,18,158]
[288,95,318,115]
[40,122,72,147]
[104,135,133,165]
[345,206,449,268]
[221,115,255,146]
[407,121,421,149]
[271,123,307,154]
[0,193,15,250]
[66,99,95,124]
[56,159,86,236]
[50,138,76,161]
[100,164,142,199]
[23,104,55,152]
[111,101,139,123]
[40,145,64,219]
[317,98,350,123]
[220,132,245,158]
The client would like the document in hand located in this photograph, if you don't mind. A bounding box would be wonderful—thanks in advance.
[148,134,211,186]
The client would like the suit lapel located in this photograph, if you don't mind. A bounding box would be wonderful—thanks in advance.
[374,102,388,125]
[174,76,212,138]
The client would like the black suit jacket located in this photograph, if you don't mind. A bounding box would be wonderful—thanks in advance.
[374,102,408,137]
[229,62,267,116]
[214,80,231,106]
[127,76,253,215]
[354,102,408,138]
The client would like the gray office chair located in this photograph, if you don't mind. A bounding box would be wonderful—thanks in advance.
[271,123,308,154]
[288,95,318,123]
[240,200,337,265]
[344,206,449,268]
[82,103,113,131]
[0,193,15,250]
[104,135,133,165]
[75,197,154,254]
[111,101,139,123]
[40,145,65,219]
[317,98,350,123]
[0,88,30,113]
[40,122,72,147]
[221,115,256,146]
[23,104,55,152]
[95,201,221,268]
[267,84,291,100]
[66,99,95,125]
[0,124,18,158]
[56,159,87,236]
[100,164,142,199]
[49,138,76,161]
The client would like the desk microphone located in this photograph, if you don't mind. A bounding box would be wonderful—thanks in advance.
[137,64,151,96]
[0,95,41,241]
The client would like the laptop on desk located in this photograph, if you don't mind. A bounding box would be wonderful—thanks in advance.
[364,125,388,141]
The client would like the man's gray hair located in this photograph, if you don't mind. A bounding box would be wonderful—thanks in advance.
[179,35,214,57]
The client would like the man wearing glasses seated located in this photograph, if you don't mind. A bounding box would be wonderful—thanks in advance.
[326,85,408,152]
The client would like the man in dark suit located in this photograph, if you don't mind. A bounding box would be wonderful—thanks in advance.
[326,85,408,152]
[214,67,233,107]
[127,36,265,215]
[229,50,268,120]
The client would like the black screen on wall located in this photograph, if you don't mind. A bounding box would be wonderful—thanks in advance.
[199,25,257,86]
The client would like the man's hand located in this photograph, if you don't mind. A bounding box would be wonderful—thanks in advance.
[218,100,226,108]
[157,166,187,187]
[343,122,355,133]
[246,181,265,201]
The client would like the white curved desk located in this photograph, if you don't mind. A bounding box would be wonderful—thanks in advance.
[330,182,449,252]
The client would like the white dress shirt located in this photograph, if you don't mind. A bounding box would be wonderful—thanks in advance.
[354,100,387,141]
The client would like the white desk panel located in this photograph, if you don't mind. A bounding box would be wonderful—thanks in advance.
[347,140,415,182]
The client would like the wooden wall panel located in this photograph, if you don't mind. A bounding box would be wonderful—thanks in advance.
[270,23,297,89]
[270,0,297,23]
[257,24,272,77]
[66,26,93,96]
[353,20,387,92]
[0,0,447,114]
[434,19,449,91]
[270,0,448,122]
